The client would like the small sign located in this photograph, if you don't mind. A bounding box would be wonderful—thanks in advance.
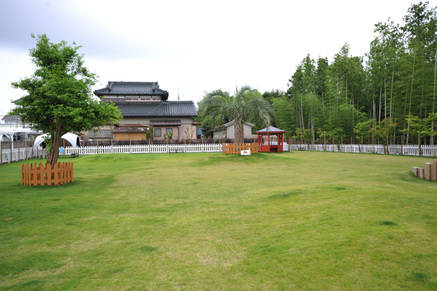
[241,149,251,156]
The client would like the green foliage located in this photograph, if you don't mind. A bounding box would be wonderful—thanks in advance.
[198,86,274,143]
[9,34,122,166]
[262,89,285,105]
[404,113,437,138]
[284,2,437,144]
[354,119,375,138]
[194,3,437,145]
[371,118,397,141]
[273,97,296,136]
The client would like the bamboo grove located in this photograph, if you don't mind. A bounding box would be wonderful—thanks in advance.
[279,2,437,145]
[197,2,436,145]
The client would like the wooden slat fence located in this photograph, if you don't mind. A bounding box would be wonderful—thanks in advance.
[21,162,74,186]
[222,143,258,155]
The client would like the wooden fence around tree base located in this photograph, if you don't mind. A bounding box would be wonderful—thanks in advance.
[222,143,258,155]
[21,162,74,186]
[412,160,437,181]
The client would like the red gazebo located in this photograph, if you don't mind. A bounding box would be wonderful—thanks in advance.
[256,126,286,152]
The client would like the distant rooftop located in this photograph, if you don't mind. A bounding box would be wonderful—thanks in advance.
[1,115,21,124]
[94,81,169,101]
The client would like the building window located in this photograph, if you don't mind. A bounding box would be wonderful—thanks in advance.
[126,96,139,101]
[154,128,161,137]
[166,128,173,134]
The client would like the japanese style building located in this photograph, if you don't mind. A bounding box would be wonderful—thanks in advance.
[88,81,198,142]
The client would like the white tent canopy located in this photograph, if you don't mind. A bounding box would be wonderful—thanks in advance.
[33,133,80,150]
[1,128,41,149]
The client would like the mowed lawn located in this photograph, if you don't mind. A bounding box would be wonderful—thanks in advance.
[1,151,437,290]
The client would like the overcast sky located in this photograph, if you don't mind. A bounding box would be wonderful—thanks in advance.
[0,0,418,116]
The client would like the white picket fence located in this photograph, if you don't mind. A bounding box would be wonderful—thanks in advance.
[0,144,222,164]
[1,147,36,164]
[63,143,223,155]
[290,143,437,157]
[2,143,437,164]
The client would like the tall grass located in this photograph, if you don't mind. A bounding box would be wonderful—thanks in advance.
[1,152,436,289]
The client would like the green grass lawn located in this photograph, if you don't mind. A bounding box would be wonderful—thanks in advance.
[1,151,437,290]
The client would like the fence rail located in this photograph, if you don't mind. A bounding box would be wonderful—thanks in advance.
[290,143,437,157]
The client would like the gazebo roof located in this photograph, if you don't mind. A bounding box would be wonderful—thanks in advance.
[256,126,286,134]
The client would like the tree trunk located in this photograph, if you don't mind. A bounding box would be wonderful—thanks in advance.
[234,122,245,144]
[48,133,62,168]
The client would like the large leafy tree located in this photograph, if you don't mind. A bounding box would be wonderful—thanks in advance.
[9,34,122,167]
[199,86,274,143]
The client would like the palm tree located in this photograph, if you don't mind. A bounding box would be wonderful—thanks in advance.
[201,86,274,143]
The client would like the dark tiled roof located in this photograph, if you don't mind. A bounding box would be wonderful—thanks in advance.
[116,101,197,117]
[94,81,169,100]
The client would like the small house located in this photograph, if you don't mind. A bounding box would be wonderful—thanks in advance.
[210,120,255,141]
